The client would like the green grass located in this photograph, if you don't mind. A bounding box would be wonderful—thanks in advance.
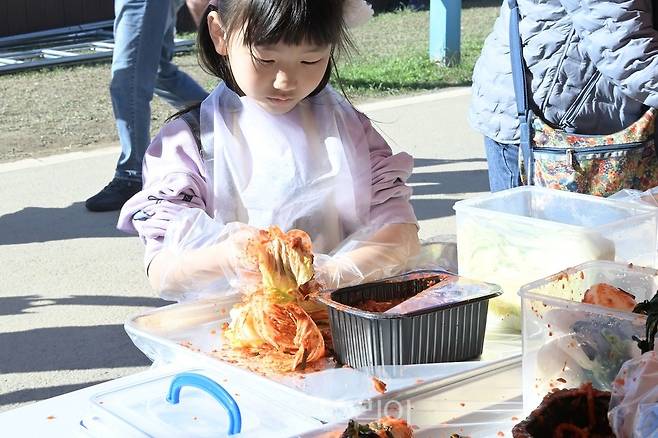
[334,5,500,97]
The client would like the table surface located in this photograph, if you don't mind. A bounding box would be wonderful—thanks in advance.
[0,366,166,437]
[0,360,524,437]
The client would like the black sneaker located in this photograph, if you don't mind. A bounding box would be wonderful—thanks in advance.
[85,178,142,212]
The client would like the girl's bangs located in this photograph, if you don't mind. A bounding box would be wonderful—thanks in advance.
[239,0,344,47]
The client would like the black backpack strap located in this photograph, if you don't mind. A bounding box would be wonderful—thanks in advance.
[179,106,203,156]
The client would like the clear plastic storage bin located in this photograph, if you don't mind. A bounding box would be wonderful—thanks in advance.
[79,365,323,438]
[454,186,658,330]
[518,260,658,413]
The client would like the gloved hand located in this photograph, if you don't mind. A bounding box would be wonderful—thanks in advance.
[313,253,365,290]
[313,223,421,290]
[151,209,261,301]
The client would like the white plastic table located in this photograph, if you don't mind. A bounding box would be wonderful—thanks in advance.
[0,367,160,436]
[0,360,523,437]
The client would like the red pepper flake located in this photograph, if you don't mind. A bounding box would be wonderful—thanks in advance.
[459,402,466,407]
[511,416,519,421]
[614,377,625,386]
[557,377,567,384]
[497,432,505,437]
[415,379,425,384]
[562,361,567,372]
[221,322,229,331]
[46,416,55,420]
[210,329,216,335]
[411,425,420,430]
[579,271,585,279]
[372,377,387,394]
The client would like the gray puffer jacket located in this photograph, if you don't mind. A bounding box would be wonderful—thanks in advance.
[469,0,658,144]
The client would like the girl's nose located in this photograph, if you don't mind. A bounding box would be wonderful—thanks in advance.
[273,70,297,91]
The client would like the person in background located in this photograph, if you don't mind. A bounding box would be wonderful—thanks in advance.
[468,0,658,192]
[117,0,420,301]
[86,0,209,212]
[185,0,209,26]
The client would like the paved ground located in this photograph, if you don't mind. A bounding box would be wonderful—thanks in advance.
[0,87,490,413]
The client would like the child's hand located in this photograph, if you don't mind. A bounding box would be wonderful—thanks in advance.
[313,253,365,290]
[214,223,262,291]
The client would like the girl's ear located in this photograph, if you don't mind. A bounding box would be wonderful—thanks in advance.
[207,11,228,56]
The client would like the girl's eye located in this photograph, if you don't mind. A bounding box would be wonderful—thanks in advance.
[301,60,321,65]
[255,57,275,64]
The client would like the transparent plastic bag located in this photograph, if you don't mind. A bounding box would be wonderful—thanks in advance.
[609,350,658,438]
[609,187,658,208]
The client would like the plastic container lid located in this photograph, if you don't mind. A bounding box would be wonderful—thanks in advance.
[298,362,524,437]
[125,294,521,423]
[453,185,657,229]
[81,365,322,438]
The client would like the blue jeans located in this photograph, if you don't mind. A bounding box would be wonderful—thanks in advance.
[484,137,522,192]
[111,0,209,182]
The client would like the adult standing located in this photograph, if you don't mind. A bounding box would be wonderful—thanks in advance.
[468,0,658,192]
[86,0,209,211]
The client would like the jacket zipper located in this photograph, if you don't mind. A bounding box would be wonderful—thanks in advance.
[536,141,647,167]
[540,29,576,117]
[559,70,602,127]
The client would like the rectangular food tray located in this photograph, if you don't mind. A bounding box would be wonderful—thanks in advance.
[315,270,503,367]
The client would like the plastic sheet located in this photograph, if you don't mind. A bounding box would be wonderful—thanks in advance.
[609,187,658,208]
[609,350,658,438]
[384,275,502,315]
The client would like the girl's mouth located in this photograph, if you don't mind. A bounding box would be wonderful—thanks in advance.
[267,96,292,104]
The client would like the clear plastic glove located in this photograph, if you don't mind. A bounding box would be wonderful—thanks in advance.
[150,209,260,301]
[313,223,421,290]
[313,253,365,290]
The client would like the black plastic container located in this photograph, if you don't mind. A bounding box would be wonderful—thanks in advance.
[315,270,502,368]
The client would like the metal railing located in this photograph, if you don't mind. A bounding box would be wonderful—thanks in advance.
[0,20,194,74]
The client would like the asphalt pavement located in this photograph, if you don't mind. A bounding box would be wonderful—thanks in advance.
[0,87,490,412]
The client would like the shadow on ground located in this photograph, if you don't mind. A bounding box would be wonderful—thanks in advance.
[0,294,168,317]
[0,324,152,375]
[414,158,486,168]
[409,157,489,220]
[0,202,126,245]
[0,381,109,407]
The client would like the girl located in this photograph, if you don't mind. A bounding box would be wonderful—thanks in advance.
[118,0,420,300]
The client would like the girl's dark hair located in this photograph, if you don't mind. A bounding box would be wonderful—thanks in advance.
[197,0,353,97]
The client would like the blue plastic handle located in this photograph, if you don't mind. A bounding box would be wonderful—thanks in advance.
[166,372,242,435]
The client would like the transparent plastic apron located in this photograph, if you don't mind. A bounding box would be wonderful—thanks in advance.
[199,83,369,253]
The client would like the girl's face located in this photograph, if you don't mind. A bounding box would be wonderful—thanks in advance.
[208,13,332,115]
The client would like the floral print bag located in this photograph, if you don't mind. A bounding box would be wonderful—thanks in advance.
[508,0,658,197]
[526,108,657,196]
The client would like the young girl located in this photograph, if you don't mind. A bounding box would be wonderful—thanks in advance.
[118,0,420,300]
